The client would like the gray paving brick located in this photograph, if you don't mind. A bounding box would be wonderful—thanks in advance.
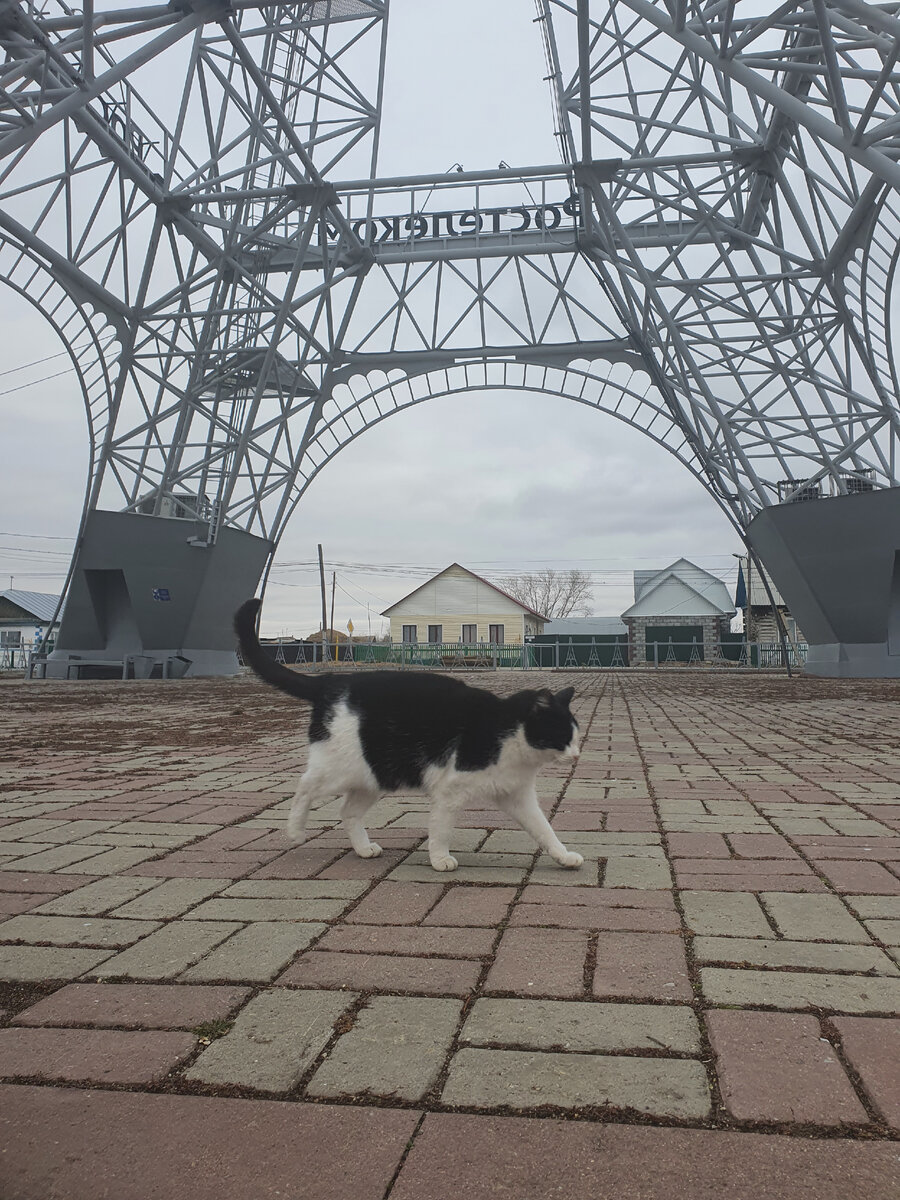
[603,859,672,889]
[222,880,366,900]
[30,877,158,916]
[183,988,353,1091]
[681,892,773,938]
[111,879,229,919]
[0,945,115,981]
[306,996,462,1101]
[59,847,166,875]
[701,967,900,1013]
[95,921,241,980]
[694,936,899,975]
[0,845,105,872]
[848,896,900,919]
[460,998,701,1054]
[441,1047,711,1118]
[184,897,352,921]
[388,864,527,885]
[179,921,326,983]
[0,915,159,948]
[760,894,869,943]
[864,920,900,945]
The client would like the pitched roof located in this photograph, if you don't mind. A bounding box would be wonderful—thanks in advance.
[630,559,733,616]
[381,563,548,621]
[0,590,62,623]
[621,572,733,620]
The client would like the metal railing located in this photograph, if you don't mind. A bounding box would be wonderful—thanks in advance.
[0,639,44,672]
[260,639,808,671]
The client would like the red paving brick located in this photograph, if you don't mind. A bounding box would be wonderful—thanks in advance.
[815,862,900,894]
[0,1086,419,1200]
[484,927,589,997]
[509,901,680,931]
[422,885,517,926]
[832,1017,900,1130]
[12,983,251,1029]
[706,1011,867,1126]
[0,893,55,915]
[0,1028,195,1084]
[389,1113,900,1200]
[248,846,346,878]
[0,872,97,894]
[316,848,409,879]
[344,880,444,924]
[667,834,731,858]
[728,834,800,858]
[593,932,693,1000]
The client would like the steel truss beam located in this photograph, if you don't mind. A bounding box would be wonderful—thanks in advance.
[1,0,899,608]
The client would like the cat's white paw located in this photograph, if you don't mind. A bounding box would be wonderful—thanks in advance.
[356,842,383,859]
[555,850,584,869]
[430,854,458,872]
[286,821,306,844]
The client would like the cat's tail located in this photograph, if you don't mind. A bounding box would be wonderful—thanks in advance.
[234,598,323,703]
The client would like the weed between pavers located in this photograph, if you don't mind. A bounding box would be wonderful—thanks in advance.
[190,1018,234,1043]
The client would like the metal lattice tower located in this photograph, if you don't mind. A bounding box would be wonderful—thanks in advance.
[3,1,900,675]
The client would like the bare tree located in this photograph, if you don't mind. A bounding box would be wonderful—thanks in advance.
[496,569,594,618]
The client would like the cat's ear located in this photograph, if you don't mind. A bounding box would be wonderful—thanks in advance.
[532,689,554,709]
[555,687,575,708]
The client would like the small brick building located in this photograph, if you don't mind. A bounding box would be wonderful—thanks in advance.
[621,559,734,664]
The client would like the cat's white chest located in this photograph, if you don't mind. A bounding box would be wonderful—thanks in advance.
[312,701,379,791]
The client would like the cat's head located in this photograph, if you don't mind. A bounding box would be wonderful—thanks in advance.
[523,686,580,758]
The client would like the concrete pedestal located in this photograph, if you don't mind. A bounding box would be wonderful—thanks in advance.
[746,488,900,678]
[48,510,272,678]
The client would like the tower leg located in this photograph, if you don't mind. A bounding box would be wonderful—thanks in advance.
[48,510,272,678]
[746,489,900,678]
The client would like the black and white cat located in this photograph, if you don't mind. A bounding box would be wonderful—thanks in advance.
[235,599,584,872]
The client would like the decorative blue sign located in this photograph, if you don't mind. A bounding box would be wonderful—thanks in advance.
[152,588,171,602]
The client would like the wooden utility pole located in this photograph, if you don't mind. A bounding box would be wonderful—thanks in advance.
[330,571,336,663]
[317,544,329,661]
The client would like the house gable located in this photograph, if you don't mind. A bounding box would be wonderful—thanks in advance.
[632,560,733,616]
[622,574,727,620]
[382,564,542,620]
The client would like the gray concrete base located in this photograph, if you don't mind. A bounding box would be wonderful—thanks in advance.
[747,488,900,678]
[805,642,899,678]
[50,510,271,678]
[43,648,241,680]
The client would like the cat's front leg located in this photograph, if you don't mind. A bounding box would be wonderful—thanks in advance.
[427,790,462,872]
[499,788,584,869]
[340,789,383,859]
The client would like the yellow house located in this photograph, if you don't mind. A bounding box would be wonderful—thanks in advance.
[381,563,546,645]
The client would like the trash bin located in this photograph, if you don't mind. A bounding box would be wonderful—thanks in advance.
[166,655,191,679]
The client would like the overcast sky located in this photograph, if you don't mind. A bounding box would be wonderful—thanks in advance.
[0,0,741,638]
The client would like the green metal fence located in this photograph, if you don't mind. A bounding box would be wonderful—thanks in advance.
[260,637,806,670]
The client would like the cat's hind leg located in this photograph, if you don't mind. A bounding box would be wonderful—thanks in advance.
[340,788,383,858]
[498,788,584,868]
[286,771,330,843]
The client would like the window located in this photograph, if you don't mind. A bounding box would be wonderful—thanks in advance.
[461,624,477,644]
[489,624,504,645]
[0,631,22,647]
[401,625,417,643]
[428,624,442,644]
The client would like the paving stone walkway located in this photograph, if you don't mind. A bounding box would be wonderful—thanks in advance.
[1,669,899,1198]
